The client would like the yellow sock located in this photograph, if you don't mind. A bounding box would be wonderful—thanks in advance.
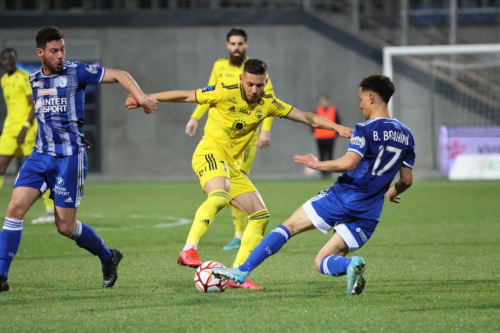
[0,175,4,189]
[186,190,230,246]
[231,206,247,238]
[42,190,54,212]
[233,208,270,267]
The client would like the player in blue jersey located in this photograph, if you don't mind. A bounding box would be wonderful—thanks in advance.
[213,74,415,295]
[0,26,158,292]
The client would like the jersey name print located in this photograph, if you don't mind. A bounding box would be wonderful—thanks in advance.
[334,117,416,221]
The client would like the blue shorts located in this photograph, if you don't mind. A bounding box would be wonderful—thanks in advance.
[302,188,378,253]
[14,151,88,208]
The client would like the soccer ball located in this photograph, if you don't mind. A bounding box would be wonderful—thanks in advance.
[194,261,229,293]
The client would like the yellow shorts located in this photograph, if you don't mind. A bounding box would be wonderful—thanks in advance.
[236,129,259,174]
[192,140,258,200]
[0,126,37,156]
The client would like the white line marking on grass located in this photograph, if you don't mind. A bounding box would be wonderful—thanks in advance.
[22,214,192,234]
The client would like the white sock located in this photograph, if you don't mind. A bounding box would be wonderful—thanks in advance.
[183,244,197,251]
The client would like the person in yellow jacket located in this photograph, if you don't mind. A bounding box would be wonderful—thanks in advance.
[185,28,275,251]
[0,48,54,224]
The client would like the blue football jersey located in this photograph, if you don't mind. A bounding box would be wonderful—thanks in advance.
[30,61,105,156]
[333,117,416,221]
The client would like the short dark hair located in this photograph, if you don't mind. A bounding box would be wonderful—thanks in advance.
[1,48,17,59]
[36,26,64,49]
[359,74,395,104]
[243,59,267,75]
[227,28,248,42]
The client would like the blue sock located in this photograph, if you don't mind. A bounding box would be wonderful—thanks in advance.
[69,221,112,264]
[0,218,23,278]
[319,255,352,277]
[238,224,291,273]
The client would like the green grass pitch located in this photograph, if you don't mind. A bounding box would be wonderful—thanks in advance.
[0,179,499,332]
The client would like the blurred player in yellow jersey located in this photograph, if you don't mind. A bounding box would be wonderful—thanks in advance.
[185,28,275,251]
[126,59,352,289]
[0,48,54,224]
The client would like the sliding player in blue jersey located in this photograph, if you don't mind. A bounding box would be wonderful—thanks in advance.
[213,75,415,295]
[0,26,158,292]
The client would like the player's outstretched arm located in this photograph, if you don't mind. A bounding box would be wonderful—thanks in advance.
[125,90,198,109]
[285,107,352,138]
[294,152,361,173]
[385,166,413,204]
[103,69,158,114]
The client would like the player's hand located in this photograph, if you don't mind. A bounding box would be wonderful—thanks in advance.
[140,96,159,115]
[337,125,353,139]
[385,187,401,203]
[186,117,198,137]
[16,128,27,145]
[258,130,271,149]
[293,153,319,169]
[125,94,140,109]
[83,139,92,149]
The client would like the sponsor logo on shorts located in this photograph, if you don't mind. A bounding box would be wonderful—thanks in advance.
[356,227,368,243]
[65,197,73,203]
[350,136,365,148]
[56,177,64,186]
[53,185,70,196]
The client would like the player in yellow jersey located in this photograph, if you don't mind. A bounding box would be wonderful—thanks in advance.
[0,48,54,224]
[126,59,352,289]
[185,28,274,251]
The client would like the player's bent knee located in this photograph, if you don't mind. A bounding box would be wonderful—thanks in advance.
[207,190,231,211]
[6,201,28,220]
[56,223,75,237]
[314,255,323,273]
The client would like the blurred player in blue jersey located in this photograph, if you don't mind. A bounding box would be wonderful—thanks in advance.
[0,26,158,292]
[213,75,415,295]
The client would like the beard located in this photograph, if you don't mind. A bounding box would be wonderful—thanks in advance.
[43,59,63,74]
[229,50,246,67]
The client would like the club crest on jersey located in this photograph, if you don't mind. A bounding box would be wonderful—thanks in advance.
[350,136,365,148]
[259,99,264,105]
[232,119,246,131]
[56,177,64,186]
[255,109,263,119]
[85,65,98,74]
[57,76,67,88]
[202,85,216,93]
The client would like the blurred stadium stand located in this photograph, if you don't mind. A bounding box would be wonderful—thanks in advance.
[0,0,499,180]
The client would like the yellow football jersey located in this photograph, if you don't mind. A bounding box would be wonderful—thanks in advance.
[191,57,274,132]
[195,82,292,163]
[1,68,33,131]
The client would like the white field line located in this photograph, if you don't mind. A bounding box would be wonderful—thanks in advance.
[20,213,192,234]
